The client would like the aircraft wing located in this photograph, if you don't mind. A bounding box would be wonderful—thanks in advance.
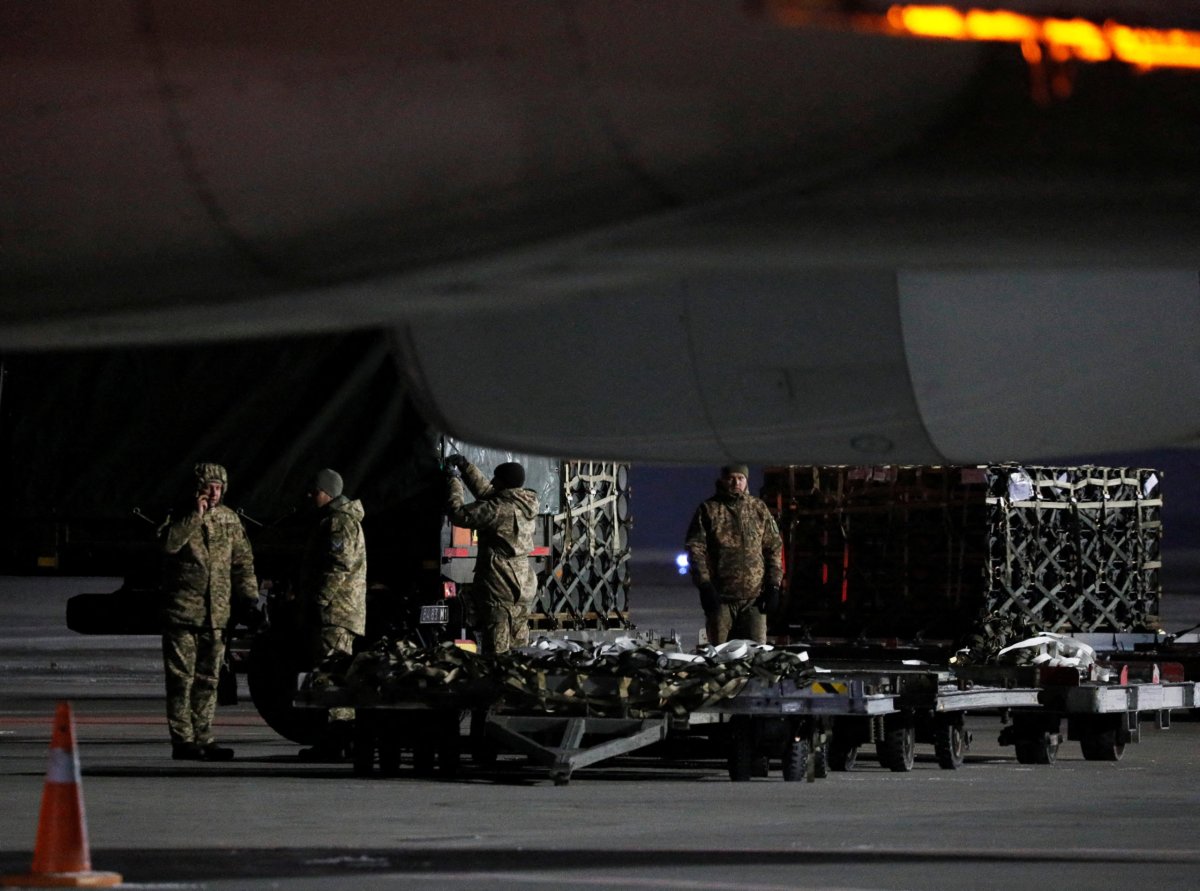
[2,2,1199,464]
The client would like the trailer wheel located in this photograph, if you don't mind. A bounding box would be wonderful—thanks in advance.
[352,713,377,776]
[437,711,462,777]
[377,735,403,777]
[413,739,436,776]
[1080,728,1125,762]
[1015,733,1059,765]
[782,738,810,782]
[876,717,915,772]
[470,709,498,766]
[812,745,829,778]
[933,719,967,770]
[828,717,860,771]
[828,742,858,771]
[247,630,327,745]
[728,716,755,782]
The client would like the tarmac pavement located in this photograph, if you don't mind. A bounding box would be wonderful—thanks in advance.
[3,575,1200,890]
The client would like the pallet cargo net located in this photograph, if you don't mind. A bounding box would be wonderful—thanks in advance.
[763,464,1163,644]
[537,461,631,630]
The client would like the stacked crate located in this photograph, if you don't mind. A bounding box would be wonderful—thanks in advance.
[763,464,1163,643]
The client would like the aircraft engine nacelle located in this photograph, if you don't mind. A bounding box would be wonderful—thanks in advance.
[398,270,1200,465]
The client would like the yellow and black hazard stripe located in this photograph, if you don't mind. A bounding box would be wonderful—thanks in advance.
[809,681,848,695]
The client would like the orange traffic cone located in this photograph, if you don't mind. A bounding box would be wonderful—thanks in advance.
[1,702,122,888]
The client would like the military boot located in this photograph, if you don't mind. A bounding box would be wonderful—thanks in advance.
[171,741,203,761]
[198,742,235,762]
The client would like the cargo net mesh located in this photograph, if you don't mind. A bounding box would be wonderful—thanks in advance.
[535,461,631,630]
[765,464,1162,644]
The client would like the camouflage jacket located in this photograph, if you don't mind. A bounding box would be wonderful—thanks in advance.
[299,495,367,636]
[685,489,783,602]
[160,503,258,628]
[447,462,539,606]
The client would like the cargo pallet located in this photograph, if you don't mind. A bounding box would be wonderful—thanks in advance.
[295,652,1199,784]
[716,658,1200,781]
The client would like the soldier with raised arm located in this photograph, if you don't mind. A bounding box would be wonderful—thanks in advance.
[444,455,539,654]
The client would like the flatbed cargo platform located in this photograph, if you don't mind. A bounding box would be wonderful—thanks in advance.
[295,642,1200,783]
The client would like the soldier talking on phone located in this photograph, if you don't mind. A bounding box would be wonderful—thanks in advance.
[158,462,258,761]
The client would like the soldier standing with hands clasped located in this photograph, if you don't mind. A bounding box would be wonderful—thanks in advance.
[297,467,367,761]
[685,464,783,645]
[159,462,258,761]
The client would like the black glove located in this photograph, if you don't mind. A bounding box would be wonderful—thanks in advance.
[755,584,781,614]
[698,581,721,614]
[446,454,469,471]
[445,464,462,480]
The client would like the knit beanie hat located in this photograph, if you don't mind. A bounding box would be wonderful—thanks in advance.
[314,468,344,498]
[493,462,526,489]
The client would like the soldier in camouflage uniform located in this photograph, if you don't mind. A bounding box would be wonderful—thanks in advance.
[445,455,539,654]
[159,462,258,761]
[685,464,784,645]
[297,468,366,761]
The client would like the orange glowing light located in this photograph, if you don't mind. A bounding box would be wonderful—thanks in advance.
[881,5,1200,71]
[761,2,1200,72]
[888,5,964,39]
[1109,24,1200,70]
[965,10,1038,44]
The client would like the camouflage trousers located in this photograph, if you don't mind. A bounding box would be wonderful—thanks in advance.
[311,624,359,722]
[477,596,531,655]
[706,600,767,645]
[162,626,225,746]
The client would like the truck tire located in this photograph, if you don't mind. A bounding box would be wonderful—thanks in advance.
[247,630,327,745]
[812,744,829,778]
[1015,733,1059,765]
[782,738,809,782]
[933,718,966,770]
[1080,727,1126,761]
[876,717,915,772]
[727,716,754,782]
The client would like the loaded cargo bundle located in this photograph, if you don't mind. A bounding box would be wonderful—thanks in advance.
[300,636,815,719]
[763,464,1163,648]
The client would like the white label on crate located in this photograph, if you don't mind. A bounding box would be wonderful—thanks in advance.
[1144,473,1159,497]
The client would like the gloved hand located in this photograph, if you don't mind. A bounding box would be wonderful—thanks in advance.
[445,454,469,471]
[755,584,781,614]
[698,581,721,614]
[445,464,462,480]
